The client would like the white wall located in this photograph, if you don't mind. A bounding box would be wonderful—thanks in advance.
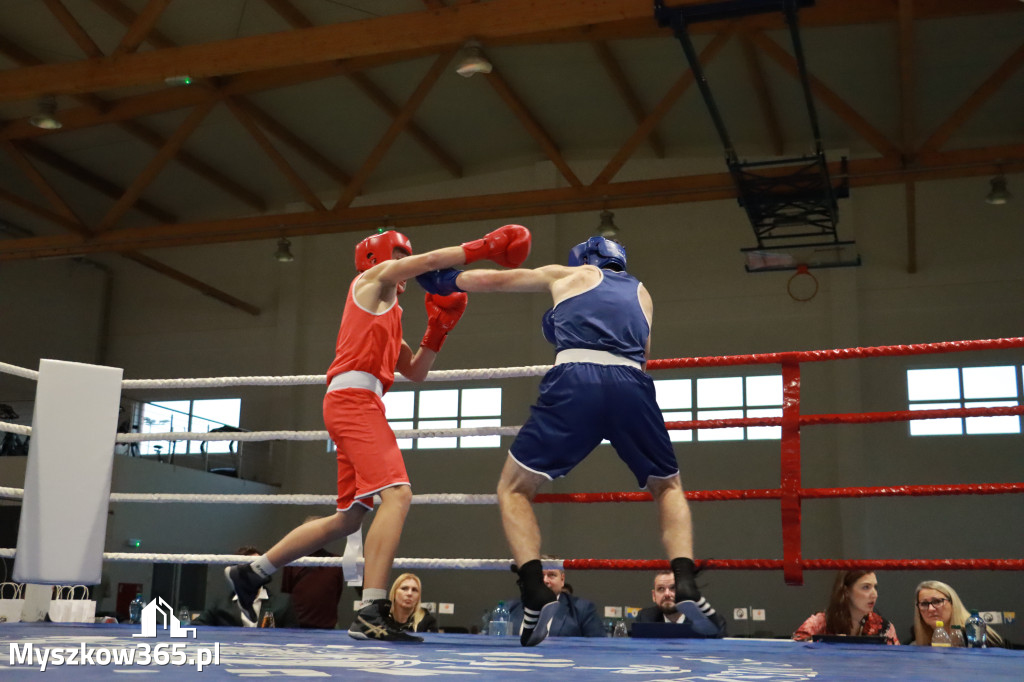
[2,161,1021,639]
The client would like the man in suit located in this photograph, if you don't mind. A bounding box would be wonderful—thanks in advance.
[507,563,604,638]
[195,547,300,628]
[634,570,727,635]
[636,570,686,623]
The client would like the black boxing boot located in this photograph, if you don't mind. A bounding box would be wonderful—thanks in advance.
[515,560,558,646]
[671,557,725,638]
[224,564,269,624]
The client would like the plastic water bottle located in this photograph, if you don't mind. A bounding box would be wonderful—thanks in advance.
[613,619,629,637]
[949,625,965,647]
[129,593,144,624]
[488,601,510,636]
[930,621,952,647]
[965,611,988,648]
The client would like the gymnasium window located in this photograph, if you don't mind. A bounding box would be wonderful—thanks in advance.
[138,398,241,456]
[654,375,783,442]
[327,388,503,451]
[906,366,1021,436]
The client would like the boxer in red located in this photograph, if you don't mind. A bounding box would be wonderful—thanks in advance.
[225,225,531,642]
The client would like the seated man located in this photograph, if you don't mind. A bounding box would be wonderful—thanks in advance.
[634,570,727,636]
[507,562,604,638]
[195,547,299,628]
[637,570,686,623]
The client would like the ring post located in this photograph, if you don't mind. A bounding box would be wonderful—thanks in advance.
[13,359,123,591]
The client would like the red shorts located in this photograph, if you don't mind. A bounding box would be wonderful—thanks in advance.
[323,388,409,511]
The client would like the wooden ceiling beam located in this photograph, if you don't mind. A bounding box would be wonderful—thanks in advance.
[119,252,261,316]
[2,140,87,231]
[261,0,314,30]
[750,31,902,159]
[508,0,1021,45]
[1,139,262,314]
[4,142,1020,261]
[0,48,444,142]
[264,0,462,180]
[20,141,177,224]
[592,41,665,158]
[0,31,266,214]
[917,42,1024,156]
[262,0,463,182]
[111,0,172,56]
[230,97,351,187]
[335,51,456,208]
[43,0,105,58]
[0,186,85,233]
[90,0,177,49]
[482,58,582,188]
[593,27,734,186]
[226,98,326,211]
[3,2,1017,138]
[348,72,463,178]
[1,0,1018,104]
[0,0,722,102]
[117,119,267,212]
[97,102,215,231]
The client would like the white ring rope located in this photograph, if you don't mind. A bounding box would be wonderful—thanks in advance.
[0,487,497,506]
[0,548,515,570]
[119,364,552,389]
[0,361,553,388]
[0,423,521,441]
[0,421,31,436]
[0,361,38,380]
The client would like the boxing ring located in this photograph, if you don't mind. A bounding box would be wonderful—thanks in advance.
[1,624,1022,680]
[1,337,1023,679]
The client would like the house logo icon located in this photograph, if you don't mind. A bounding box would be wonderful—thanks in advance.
[132,597,197,639]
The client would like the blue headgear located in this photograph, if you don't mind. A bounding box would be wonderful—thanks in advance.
[567,236,627,271]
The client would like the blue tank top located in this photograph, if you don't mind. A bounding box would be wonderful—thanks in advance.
[541,270,648,364]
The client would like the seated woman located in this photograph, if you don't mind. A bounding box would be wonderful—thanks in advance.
[910,580,1006,647]
[792,570,899,644]
[388,573,438,633]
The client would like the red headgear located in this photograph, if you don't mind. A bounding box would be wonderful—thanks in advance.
[354,230,412,272]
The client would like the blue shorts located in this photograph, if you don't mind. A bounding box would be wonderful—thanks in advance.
[509,363,679,488]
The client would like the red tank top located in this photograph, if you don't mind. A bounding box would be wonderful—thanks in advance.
[325,274,403,393]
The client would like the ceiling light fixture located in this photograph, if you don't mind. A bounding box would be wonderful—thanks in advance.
[274,237,295,262]
[984,175,1011,205]
[597,209,619,238]
[29,95,62,130]
[164,75,194,87]
[455,40,492,78]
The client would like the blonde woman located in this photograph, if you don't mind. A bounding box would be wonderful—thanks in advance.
[911,581,1005,647]
[388,573,438,633]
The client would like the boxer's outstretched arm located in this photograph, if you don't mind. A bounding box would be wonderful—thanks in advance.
[455,265,569,293]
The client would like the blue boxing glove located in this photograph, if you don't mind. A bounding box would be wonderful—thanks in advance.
[416,268,464,296]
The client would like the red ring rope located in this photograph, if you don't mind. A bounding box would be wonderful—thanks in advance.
[649,336,1024,370]
[562,559,1024,571]
[604,337,1023,584]
[534,482,1024,504]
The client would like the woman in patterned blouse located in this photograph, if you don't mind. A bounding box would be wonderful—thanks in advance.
[793,570,900,644]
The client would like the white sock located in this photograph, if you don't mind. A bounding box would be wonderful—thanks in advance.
[249,555,277,579]
[363,588,387,603]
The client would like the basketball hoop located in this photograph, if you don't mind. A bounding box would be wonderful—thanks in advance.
[787,264,818,302]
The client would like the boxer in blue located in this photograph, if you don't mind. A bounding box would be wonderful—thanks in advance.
[417,236,726,646]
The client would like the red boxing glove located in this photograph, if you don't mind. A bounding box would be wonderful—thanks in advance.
[461,224,532,268]
[420,292,469,352]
